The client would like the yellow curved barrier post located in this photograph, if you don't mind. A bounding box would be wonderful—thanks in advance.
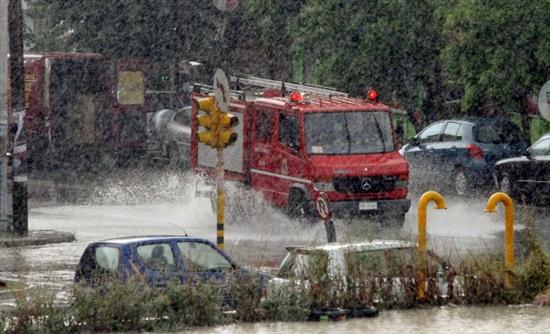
[417,191,447,301]
[484,192,515,288]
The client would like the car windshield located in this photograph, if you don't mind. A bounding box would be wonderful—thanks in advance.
[277,250,329,279]
[305,111,394,154]
[473,120,523,144]
[345,248,416,277]
[177,241,233,272]
[530,137,550,156]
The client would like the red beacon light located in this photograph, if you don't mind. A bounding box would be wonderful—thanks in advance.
[289,91,303,103]
[367,89,379,102]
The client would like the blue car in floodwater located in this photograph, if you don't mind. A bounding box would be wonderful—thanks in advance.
[75,235,269,287]
[400,117,529,196]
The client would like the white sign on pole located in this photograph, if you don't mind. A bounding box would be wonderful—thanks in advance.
[538,80,550,121]
[315,192,332,220]
[213,0,239,12]
[213,69,230,113]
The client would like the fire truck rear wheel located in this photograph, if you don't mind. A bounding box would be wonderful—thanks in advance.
[288,190,315,224]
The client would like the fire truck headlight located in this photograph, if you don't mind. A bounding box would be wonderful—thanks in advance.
[313,181,335,192]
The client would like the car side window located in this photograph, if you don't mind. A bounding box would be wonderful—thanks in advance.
[278,113,300,149]
[531,138,550,156]
[177,241,233,272]
[254,110,274,142]
[137,243,176,272]
[441,122,462,142]
[418,122,445,144]
[95,246,120,273]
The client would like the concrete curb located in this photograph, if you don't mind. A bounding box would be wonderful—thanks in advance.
[0,230,75,247]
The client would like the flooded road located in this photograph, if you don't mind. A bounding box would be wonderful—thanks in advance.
[1,170,549,321]
[189,305,550,334]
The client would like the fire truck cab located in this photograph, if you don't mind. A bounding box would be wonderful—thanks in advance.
[191,76,410,226]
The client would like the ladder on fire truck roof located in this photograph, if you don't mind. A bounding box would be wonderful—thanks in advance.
[230,75,349,98]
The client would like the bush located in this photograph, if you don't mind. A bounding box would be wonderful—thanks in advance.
[260,280,311,322]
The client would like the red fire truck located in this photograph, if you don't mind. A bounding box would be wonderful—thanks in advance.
[191,76,410,226]
[8,52,148,170]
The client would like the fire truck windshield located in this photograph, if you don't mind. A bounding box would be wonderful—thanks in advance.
[305,111,394,155]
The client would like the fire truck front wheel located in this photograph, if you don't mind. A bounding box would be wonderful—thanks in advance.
[287,189,315,224]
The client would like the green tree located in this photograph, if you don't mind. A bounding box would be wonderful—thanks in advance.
[293,0,449,130]
[26,0,181,62]
[239,0,306,79]
[442,0,550,138]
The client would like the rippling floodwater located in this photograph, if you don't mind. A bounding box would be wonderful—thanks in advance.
[188,306,550,334]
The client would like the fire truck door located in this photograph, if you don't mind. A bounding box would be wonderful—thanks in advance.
[272,112,303,207]
[250,108,277,203]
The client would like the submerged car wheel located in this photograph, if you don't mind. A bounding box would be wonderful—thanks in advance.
[452,168,470,196]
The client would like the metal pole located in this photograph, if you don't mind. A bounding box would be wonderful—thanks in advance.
[216,148,224,249]
[8,0,27,236]
[324,219,336,243]
[0,0,9,232]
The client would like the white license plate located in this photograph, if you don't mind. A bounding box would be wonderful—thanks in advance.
[359,202,378,211]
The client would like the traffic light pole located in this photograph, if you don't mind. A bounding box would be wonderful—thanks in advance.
[7,0,27,236]
[216,148,225,249]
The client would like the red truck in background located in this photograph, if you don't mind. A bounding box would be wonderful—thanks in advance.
[191,76,411,226]
[8,52,148,171]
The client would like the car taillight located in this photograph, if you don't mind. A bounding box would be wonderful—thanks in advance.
[467,144,484,159]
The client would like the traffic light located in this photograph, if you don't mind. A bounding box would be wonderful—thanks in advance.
[217,112,239,148]
[194,96,219,147]
[193,95,239,148]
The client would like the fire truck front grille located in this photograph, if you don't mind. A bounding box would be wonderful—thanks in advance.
[333,176,397,194]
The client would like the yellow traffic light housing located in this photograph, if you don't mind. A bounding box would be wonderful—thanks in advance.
[217,113,239,148]
[193,96,218,114]
[194,96,220,147]
[193,95,239,148]
[218,129,238,147]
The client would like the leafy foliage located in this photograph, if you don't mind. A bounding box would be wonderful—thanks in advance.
[24,0,550,129]
[442,1,550,115]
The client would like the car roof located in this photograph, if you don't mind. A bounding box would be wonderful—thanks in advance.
[93,235,211,245]
[286,239,415,253]
[440,117,518,126]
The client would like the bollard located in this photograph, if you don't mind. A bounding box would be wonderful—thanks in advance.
[484,192,515,288]
[417,191,447,301]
